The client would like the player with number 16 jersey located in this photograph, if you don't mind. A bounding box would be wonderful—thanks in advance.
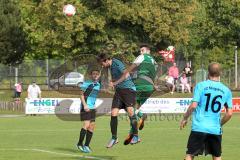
[180,63,233,159]
[191,80,232,135]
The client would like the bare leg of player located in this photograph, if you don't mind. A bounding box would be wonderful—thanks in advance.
[88,122,95,132]
[212,156,221,160]
[171,84,175,94]
[185,154,194,160]
[111,108,119,116]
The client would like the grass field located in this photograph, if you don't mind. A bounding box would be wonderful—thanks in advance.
[0,114,239,160]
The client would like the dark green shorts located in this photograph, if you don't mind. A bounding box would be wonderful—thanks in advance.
[134,79,154,106]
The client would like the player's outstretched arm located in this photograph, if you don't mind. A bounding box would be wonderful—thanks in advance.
[113,64,137,86]
[180,102,197,130]
[221,107,233,126]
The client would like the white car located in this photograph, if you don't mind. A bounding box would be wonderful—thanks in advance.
[50,72,84,89]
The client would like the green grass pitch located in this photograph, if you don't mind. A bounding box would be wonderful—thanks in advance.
[0,114,239,160]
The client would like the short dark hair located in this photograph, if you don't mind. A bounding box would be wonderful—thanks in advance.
[97,53,111,62]
[90,69,100,74]
[208,62,221,77]
[139,43,150,49]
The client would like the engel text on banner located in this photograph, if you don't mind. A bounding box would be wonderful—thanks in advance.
[25,98,103,114]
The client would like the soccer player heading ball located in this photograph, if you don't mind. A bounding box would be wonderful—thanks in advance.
[180,62,233,160]
[110,44,157,145]
[98,54,140,148]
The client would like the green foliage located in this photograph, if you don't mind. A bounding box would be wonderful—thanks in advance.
[1,0,237,71]
[185,0,239,70]
[0,0,27,65]
[20,0,197,59]
[203,0,240,47]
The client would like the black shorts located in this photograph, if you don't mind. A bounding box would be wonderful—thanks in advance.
[112,88,136,109]
[80,109,96,122]
[173,78,178,85]
[186,131,222,157]
[15,92,21,98]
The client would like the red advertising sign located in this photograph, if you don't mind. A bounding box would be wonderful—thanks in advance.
[159,46,175,62]
[222,98,240,113]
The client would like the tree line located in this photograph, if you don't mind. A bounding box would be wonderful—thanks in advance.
[0,0,239,69]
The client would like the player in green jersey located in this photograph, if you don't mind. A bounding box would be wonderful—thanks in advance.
[110,44,157,144]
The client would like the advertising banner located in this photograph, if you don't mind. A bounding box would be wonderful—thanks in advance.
[25,98,240,114]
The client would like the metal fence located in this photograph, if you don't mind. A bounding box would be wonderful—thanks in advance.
[0,60,63,90]
[0,59,239,91]
[194,67,239,89]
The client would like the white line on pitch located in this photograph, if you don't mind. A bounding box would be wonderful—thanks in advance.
[0,148,109,160]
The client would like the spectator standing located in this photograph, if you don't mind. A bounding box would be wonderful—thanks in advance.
[182,62,193,84]
[27,81,41,99]
[180,74,191,93]
[14,82,22,101]
[168,62,179,93]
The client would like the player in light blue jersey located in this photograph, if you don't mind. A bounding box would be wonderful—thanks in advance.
[180,63,233,160]
[76,69,101,153]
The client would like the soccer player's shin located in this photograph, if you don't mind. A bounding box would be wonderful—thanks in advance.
[107,116,119,148]
[110,116,118,139]
[124,123,134,145]
[135,108,147,130]
[85,130,93,147]
[78,128,87,146]
[130,115,138,135]
[129,115,141,144]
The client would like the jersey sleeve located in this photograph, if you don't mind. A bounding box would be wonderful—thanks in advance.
[80,82,89,92]
[225,89,233,109]
[192,83,201,103]
[133,55,144,66]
